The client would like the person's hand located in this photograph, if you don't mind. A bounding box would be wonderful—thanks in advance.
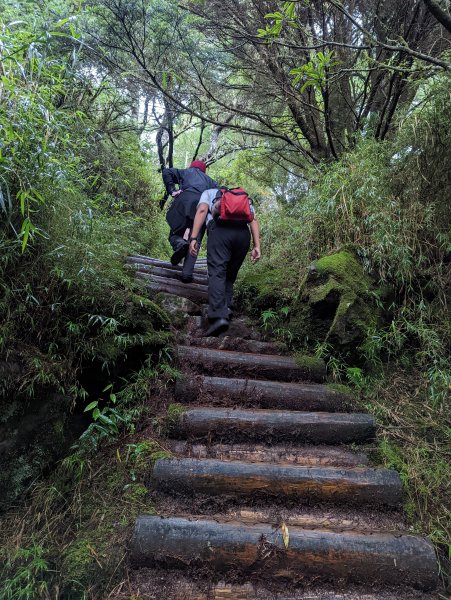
[251,247,261,263]
[189,239,199,257]
[171,190,182,197]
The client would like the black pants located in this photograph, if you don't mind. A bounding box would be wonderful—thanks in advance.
[167,191,203,278]
[207,221,250,320]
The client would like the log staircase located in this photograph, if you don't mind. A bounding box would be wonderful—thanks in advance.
[126,255,439,599]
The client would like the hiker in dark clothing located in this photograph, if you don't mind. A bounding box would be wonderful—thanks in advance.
[162,160,218,282]
[189,187,261,337]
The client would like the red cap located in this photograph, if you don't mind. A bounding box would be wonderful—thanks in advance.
[190,160,206,172]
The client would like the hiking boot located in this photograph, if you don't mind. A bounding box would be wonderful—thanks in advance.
[170,243,189,266]
[205,318,229,337]
[181,274,193,284]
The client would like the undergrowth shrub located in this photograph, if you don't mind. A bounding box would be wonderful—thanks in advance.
[0,4,171,510]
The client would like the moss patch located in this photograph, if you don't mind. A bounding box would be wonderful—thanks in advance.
[326,383,354,397]
[294,353,325,370]
[292,249,380,359]
[235,261,296,313]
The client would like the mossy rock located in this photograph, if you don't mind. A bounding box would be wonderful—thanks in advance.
[294,250,380,357]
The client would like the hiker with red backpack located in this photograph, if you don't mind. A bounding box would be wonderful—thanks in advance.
[162,160,218,282]
[189,187,261,337]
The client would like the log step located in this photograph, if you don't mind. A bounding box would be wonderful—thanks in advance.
[175,376,352,411]
[178,336,284,354]
[129,263,208,285]
[128,569,436,600]
[177,345,326,382]
[155,504,405,534]
[128,255,207,268]
[130,516,437,590]
[140,273,208,292]
[171,408,375,444]
[206,506,404,533]
[138,273,208,302]
[151,458,402,506]
[168,441,369,467]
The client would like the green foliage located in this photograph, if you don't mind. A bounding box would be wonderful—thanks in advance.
[2,544,49,600]
[0,0,172,513]
[291,51,338,92]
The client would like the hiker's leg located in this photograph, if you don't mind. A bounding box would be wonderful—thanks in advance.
[182,225,204,279]
[207,223,231,320]
[168,228,186,252]
[225,227,251,307]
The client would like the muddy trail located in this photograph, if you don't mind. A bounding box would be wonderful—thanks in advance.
[125,255,439,600]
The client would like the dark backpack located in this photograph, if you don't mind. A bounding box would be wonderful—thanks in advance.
[212,187,254,223]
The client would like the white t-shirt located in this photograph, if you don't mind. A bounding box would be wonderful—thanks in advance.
[198,188,255,224]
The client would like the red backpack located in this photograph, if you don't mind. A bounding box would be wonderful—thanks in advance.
[212,187,254,223]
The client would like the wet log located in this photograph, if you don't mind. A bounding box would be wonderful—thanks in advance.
[213,506,403,533]
[172,408,375,444]
[136,273,209,302]
[128,264,208,285]
[176,346,326,382]
[151,458,402,506]
[131,516,437,590]
[168,441,369,467]
[139,273,208,292]
[127,570,429,600]
[175,376,351,411]
[127,255,207,269]
[177,337,284,354]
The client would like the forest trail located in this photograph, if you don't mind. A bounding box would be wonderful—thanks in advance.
[125,255,439,599]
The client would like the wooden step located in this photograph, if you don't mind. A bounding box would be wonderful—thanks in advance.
[171,408,375,444]
[177,346,326,382]
[130,516,437,590]
[129,263,208,285]
[178,336,283,354]
[175,376,352,411]
[128,569,437,600]
[155,504,405,534]
[205,506,404,532]
[128,255,207,269]
[168,441,369,467]
[137,273,208,302]
[151,458,402,506]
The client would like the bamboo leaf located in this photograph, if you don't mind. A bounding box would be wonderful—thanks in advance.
[84,401,98,412]
[54,18,70,28]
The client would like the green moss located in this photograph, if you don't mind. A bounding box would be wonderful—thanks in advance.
[294,353,325,371]
[291,249,380,358]
[309,251,372,326]
[123,482,149,504]
[235,262,295,313]
[314,251,369,285]
[326,383,354,397]
[166,403,186,423]
[62,538,96,589]
[129,293,170,327]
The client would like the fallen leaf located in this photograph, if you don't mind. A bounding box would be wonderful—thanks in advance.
[281,521,289,549]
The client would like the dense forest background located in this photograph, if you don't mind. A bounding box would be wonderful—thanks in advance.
[0,0,449,597]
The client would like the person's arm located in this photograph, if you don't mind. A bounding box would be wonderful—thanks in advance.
[189,203,209,256]
[249,217,261,263]
[162,168,183,196]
